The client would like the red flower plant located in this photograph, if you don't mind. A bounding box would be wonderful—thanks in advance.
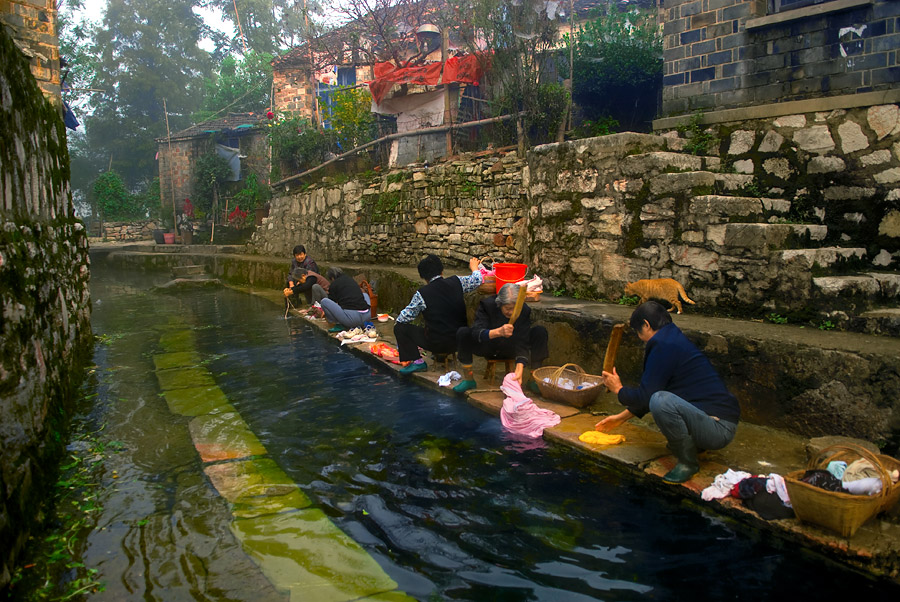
[228,205,248,225]
[267,110,274,119]
[183,198,194,218]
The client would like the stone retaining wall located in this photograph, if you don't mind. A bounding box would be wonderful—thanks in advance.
[91,219,161,241]
[0,28,92,591]
[250,151,528,268]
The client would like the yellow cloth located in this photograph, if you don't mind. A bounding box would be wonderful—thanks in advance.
[579,431,625,445]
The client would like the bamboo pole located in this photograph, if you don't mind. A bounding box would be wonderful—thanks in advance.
[272,112,525,187]
[163,98,177,239]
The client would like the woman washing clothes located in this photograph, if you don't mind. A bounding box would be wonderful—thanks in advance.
[452,283,549,393]
[319,267,370,332]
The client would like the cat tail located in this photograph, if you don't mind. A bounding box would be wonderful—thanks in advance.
[677,282,696,305]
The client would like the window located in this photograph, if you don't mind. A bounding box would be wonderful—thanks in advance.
[337,67,356,87]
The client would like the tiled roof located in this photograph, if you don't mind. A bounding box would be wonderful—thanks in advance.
[160,112,267,141]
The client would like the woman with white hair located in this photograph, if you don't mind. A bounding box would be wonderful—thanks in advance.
[453,283,549,393]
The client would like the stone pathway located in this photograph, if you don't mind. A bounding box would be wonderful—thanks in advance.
[255,288,900,582]
[152,316,413,602]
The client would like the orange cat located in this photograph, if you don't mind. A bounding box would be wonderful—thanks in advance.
[624,278,696,314]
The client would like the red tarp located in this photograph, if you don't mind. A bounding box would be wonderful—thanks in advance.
[368,55,483,104]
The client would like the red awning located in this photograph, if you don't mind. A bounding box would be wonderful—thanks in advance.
[368,55,483,104]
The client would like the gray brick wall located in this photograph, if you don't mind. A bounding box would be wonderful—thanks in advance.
[661,0,900,116]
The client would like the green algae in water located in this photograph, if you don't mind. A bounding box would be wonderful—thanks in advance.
[158,329,197,353]
[155,366,217,390]
[358,591,418,602]
[188,411,267,461]
[163,385,235,416]
[204,457,312,509]
[152,351,202,371]
[231,508,398,600]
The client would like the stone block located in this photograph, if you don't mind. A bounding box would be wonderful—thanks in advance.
[793,125,835,153]
[620,152,703,176]
[813,275,881,297]
[714,173,754,190]
[763,157,795,179]
[881,210,900,237]
[874,167,900,184]
[859,150,891,167]
[733,159,754,173]
[867,104,899,140]
[837,121,869,154]
[649,171,716,195]
[773,114,806,128]
[823,186,876,201]
[807,156,845,174]
[728,130,755,155]
[780,247,866,269]
[688,195,763,221]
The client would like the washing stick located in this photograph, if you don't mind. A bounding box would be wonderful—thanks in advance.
[602,323,625,375]
[508,284,528,325]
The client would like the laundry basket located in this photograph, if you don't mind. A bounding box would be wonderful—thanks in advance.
[784,443,900,537]
[532,363,603,408]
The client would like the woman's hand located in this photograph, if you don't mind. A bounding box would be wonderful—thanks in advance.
[600,367,622,394]
[595,409,633,432]
[469,257,481,272]
[490,324,514,339]
[282,287,293,297]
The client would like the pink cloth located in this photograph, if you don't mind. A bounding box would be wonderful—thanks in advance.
[499,373,561,438]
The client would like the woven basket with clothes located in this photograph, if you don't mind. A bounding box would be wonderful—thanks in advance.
[532,363,603,408]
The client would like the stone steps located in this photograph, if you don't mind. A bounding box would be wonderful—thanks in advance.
[720,223,828,253]
[779,247,867,269]
[620,151,715,177]
[648,170,755,195]
[814,272,900,299]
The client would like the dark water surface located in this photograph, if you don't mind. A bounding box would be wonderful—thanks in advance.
[85,265,899,601]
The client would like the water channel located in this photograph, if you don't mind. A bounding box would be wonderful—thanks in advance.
[76,263,899,600]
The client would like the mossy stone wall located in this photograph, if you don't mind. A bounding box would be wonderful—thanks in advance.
[0,26,92,592]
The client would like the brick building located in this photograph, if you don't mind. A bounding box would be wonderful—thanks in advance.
[156,113,269,215]
[0,0,61,104]
[656,0,900,126]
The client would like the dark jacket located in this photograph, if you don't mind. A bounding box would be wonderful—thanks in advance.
[290,255,319,275]
[327,274,369,311]
[618,323,740,423]
[469,297,532,365]
[418,276,467,344]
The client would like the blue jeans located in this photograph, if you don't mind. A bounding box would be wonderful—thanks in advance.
[320,293,370,329]
[649,391,737,451]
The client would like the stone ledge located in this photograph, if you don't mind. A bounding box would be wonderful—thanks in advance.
[653,89,900,130]
[746,0,873,31]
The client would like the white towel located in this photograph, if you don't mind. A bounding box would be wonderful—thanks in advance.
[438,371,462,387]
[701,469,752,501]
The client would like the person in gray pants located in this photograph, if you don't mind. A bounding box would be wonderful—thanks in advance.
[596,301,740,484]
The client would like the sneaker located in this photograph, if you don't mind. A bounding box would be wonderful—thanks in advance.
[328,325,343,333]
[525,380,541,395]
[453,380,477,393]
[399,362,427,374]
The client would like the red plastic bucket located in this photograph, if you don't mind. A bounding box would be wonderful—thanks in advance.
[163,232,175,244]
[493,262,527,293]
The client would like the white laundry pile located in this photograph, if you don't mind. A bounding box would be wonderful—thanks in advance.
[437,371,462,387]
[336,327,379,346]
[701,469,752,501]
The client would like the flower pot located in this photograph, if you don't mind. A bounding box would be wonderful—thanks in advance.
[153,229,166,244]
[181,229,193,245]
[163,232,175,244]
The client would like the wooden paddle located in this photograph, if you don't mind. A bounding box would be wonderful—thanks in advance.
[602,323,625,374]
[508,284,528,325]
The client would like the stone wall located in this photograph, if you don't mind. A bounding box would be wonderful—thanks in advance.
[250,150,528,268]
[660,0,900,116]
[91,219,161,241]
[0,27,91,591]
[0,1,60,104]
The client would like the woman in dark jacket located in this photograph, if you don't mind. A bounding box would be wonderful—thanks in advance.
[319,267,370,331]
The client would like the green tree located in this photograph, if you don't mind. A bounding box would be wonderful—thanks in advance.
[330,87,375,151]
[193,51,274,123]
[193,152,234,215]
[84,0,213,190]
[202,0,327,54]
[441,0,566,150]
[92,171,149,220]
[572,7,662,132]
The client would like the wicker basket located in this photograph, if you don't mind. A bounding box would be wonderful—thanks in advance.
[784,443,900,537]
[476,257,497,294]
[532,363,603,408]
